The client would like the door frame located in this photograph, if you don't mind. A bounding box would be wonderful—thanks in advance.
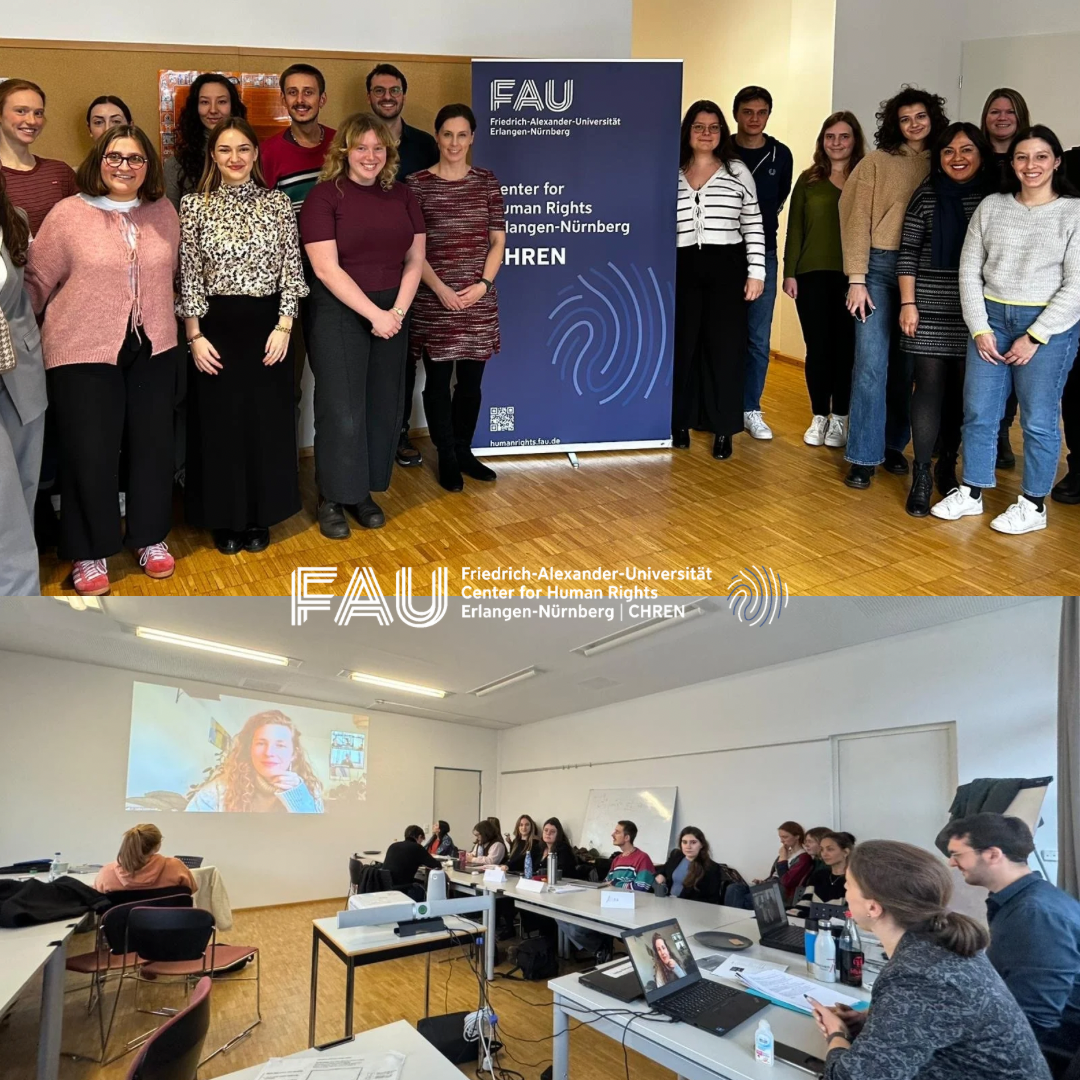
[830,722,958,833]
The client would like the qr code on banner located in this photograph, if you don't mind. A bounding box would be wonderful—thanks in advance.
[490,406,515,432]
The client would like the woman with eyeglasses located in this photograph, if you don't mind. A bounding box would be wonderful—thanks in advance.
[673,100,765,461]
[25,125,181,596]
[86,96,132,144]
[177,117,307,556]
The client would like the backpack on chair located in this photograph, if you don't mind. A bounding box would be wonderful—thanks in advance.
[506,935,559,981]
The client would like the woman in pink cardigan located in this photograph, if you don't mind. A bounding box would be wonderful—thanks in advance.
[26,125,180,596]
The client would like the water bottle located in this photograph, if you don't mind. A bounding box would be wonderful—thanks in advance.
[48,852,62,882]
[814,918,837,982]
[754,1018,774,1065]
[524,851,533,880]
[804,920,818,975]
[838,911,865,988]
[546,851,558,888]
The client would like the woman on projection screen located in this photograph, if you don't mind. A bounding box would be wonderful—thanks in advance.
[186,709,324,812]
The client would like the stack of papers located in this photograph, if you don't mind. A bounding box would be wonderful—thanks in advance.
[712,954,787,980]
[550,884,586,893]
[255,1052,405,1080]
[736,970,866,1015]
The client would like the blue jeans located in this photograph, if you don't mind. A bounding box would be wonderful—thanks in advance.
[961,301,1080,496]
[845,249,914,465]
[744,251,778,412]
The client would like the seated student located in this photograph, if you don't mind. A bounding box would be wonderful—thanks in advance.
[487,815,506,846]
[753,820,813,904]
[945,813,1080,1063]
[804,826,832,874]
[425,820,455,857]
[383,824,442,901]
[808,839,1051,1080]
[536,817,577,880]
[466,820,507,867]
[654,826,726,903]
[791,831,856,916]
[504,814,543,874]
[94,824,196,894]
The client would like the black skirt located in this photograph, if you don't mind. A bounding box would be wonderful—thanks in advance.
[184,294,300,531]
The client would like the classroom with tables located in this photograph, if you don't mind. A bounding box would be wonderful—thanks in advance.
[0,595,1078,1080]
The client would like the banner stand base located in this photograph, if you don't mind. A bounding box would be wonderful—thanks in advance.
[567,453,579,469]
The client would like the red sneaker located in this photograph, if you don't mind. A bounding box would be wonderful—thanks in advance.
[138,542,175,579]
[72,559,110,596]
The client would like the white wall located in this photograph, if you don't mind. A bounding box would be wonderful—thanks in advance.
[0,653,498,908]
[2,0,632,56]
[496,601,1060,883]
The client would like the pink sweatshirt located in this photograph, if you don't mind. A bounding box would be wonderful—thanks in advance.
[94,853,196,894]
[25,195,180,369]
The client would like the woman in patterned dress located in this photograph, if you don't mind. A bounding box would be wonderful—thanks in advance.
[177,117,307,555]
[406,104,506,492]
[896,122,992,517]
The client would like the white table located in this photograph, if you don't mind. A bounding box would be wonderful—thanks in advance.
[214,1018,464,1080]
[308,915,484,1048]
[0,916,83,1080]
[549,914,874,1080]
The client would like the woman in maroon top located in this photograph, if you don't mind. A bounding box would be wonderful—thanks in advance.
[300,112,425,537]
[406,104,506,492]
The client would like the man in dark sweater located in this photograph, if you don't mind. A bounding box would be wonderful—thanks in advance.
[945,813,1080,1059]
[366,63,440,472]
[732,86,793,444]
[383,824,442,902]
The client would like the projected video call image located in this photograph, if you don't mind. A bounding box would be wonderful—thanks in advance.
[625,924,699,993]
[125,683,369,813]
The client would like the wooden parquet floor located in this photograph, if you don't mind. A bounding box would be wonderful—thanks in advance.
[1,898,673,1080]
[37,358,1080,597]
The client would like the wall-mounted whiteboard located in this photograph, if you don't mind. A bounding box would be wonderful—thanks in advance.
[579,787,678,865]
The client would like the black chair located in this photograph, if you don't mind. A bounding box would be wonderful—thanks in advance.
[124,975,211,1080]
[348,857,393,898]
[125,906,260,1064]
[104,886,194,909]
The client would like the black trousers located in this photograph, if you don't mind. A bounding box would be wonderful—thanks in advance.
[794,270,853,416]
[400,350,418,436]
[1064,343,1080,472]
[421,355,486,452]
[306,278,407,505]
[672,244,749,437]
[910,354,964,465]
[47,327,175,561]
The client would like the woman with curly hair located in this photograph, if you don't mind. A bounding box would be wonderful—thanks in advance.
[299,112,425,538]
[186,710,324,812]
[164,74,246,211]
[839,85,948,490]
[649,932,688,989]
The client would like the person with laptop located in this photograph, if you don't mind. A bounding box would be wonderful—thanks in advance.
[94,823,196,894]
[383,824,442,901]
[807,840,1051,1080]
[944,813,1080,1063]
[654,826,726,903]
[790,831,856,917]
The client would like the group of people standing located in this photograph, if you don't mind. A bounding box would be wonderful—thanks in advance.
[676,83,1080,536]
[0,62,506,595]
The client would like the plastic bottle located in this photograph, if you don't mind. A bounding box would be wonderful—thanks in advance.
[804,920,818,975]
[814,918,837,982]
[524,851,533,881]
[838,911,865,988]
[48,852,62,882]
[754,1018,775,1065]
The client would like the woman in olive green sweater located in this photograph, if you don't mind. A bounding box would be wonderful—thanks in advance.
[784,111,866,449]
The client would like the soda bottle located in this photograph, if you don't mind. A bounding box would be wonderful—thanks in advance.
[838,911,864,988]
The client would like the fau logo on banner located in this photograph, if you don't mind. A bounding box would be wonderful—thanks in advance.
[490,79,574,112]
[290,567,449,628]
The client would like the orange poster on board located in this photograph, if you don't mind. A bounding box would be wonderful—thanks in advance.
[158,71,289,158]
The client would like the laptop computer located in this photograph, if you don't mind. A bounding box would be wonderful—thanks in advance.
[579,958,644,1003]
[620,919,767,1035]
[750,882,807,955]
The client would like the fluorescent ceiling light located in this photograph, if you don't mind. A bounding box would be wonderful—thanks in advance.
[470,666,540,697]
[573,605,706,657]
[134,626,290,666]
[349,672,446,698]
[53,596,103,611]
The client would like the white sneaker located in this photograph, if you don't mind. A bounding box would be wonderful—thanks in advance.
[930,485,984,520]
[744,410,773,440]
[990,495,1047,534]
[804,415,828,446]
[824,414,848,448]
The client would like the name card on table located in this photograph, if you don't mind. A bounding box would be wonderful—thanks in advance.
[483,868,507,885]
[601,889,635,909]
[516,877,546,893]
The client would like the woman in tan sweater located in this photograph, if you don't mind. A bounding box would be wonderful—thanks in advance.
[839,87,947,490]
[94,823,196,893]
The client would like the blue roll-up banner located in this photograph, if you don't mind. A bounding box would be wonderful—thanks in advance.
[471,59,682,456]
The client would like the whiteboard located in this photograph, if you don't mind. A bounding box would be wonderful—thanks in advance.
[579,787,678,866]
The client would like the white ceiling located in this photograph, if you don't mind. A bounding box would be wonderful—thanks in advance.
[0,597,1048,730]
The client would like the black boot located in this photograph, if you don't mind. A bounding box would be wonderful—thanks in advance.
[317,498,350,539]
[934,450,959,497]
[1052,469,1080,505]
[906,462,934,517]
[883,448,909,475]
[844,464,876,489]
[423,377,463,492]
[451,369,494,480]
[672,428,690,449]
[457,447,496,481]
[712,434,732,460]
[996,431,1016,469]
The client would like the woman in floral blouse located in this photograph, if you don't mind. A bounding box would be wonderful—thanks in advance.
[177,117,307,556]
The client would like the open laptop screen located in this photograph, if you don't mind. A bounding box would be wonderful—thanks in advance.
[750,881,789,935]
[623,920,700,1003]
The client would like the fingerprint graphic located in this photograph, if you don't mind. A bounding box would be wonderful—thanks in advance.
[727,566,789,626]
[546,263,673,406]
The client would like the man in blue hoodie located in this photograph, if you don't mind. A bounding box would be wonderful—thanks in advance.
[732,86,793,443]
